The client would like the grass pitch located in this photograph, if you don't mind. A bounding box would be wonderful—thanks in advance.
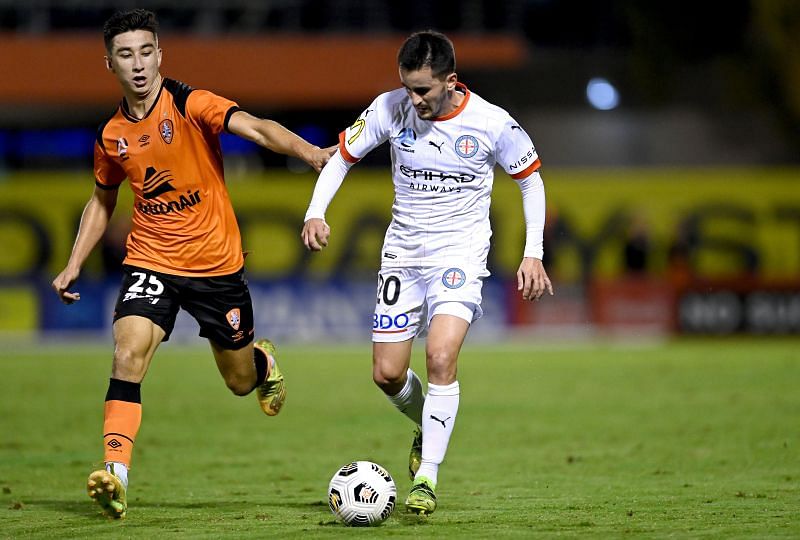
[0,339,798,538]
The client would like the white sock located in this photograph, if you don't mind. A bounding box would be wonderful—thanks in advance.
[386,369,425,425]
[416,381,460,486]
[106,461,129,490]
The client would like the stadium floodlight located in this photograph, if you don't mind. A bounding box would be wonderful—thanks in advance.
[586,77,620,110]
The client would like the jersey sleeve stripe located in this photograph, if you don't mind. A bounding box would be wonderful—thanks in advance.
[95,180,121,190]
[510,158,541,179]
[223,106,241,132]
[338,130,360,163]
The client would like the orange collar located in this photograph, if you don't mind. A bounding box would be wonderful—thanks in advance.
[434,82,470,121]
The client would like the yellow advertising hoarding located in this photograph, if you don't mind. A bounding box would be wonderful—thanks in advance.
[0,168,799,282]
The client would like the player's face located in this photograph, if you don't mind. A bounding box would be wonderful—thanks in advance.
[400,66,457,120]
[105,29,162,98]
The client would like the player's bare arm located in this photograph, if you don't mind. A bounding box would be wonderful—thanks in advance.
[517,257,554,301]
[227,110,335,172]
[52,186,119,304]
[301,218,331,251]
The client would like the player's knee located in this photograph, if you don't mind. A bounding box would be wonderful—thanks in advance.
[372,362,406,391]
[426,348,457,383]
[111,347,147,382]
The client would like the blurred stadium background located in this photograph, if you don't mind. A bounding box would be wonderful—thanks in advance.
[1,0,799,343]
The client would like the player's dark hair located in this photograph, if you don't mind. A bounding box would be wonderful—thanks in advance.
[397,31,456,78]
[103,9,159,53]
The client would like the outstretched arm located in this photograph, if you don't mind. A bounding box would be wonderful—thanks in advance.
[52,185,119,304]
[227,110,335,172]
[301,150,353,251]
[516,171,554,301]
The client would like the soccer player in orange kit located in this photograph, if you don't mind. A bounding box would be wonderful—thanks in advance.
[52,9,334,518]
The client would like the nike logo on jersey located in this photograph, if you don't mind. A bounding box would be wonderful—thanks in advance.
[511,125,522,130]
[430,415,452,428]
[428,140,444,153]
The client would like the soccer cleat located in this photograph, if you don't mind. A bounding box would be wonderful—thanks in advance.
[254,338,286,416]
[87,469,127,519]
[405,476,437,515]
[408,426,422,480]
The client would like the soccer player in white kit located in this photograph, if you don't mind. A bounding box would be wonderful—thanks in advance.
[302,31,553,515]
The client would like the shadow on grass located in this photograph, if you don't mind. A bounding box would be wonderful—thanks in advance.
[21,499,98,518]
[23,497,332,513]
[25,497,431,530]
[394,511,434,526]
[129,499,332,510]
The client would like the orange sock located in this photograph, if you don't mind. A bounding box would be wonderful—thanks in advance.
[103,379,142,467]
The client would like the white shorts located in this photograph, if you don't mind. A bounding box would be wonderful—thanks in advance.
[372,265,488,343]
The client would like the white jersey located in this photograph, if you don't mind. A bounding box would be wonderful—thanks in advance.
[338,83,541,268]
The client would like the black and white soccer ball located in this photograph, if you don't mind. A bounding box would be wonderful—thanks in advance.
[327,461,396,526]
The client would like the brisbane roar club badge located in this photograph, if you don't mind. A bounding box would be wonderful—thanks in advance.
[226,308,241,330]
[159,119,174,144]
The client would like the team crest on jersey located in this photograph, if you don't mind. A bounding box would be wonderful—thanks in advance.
[226,308,241,330]
[455,135,479,158]
[442,268,466,289]
[159,119,174,144]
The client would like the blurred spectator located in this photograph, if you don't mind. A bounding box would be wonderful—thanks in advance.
[542,207,563,270]
[667,216,695,288]
[623,214,651,274]
[100,216,130,276]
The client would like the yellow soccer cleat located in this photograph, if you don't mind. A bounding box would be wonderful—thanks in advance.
[87,469,127,519]
[405,476,437,515]
[254,338,286,416]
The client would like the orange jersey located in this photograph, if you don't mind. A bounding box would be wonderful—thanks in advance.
[94,78,244,277]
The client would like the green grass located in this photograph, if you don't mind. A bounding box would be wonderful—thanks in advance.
[0,339,798,538]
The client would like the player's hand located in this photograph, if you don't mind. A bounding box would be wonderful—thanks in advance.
[305,145,338,173]
[52,267,81,304]
[302,218,331,251]
[517,257,553,301]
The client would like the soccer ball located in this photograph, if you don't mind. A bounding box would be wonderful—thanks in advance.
[327,461,396,526]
